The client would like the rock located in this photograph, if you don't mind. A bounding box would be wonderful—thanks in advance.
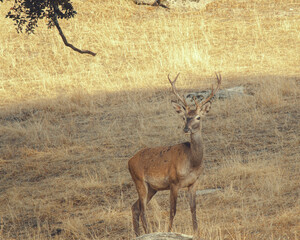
[196,188,222,196]
[158,188,222,197]
[185,86,246,104]
[135,232,193,240]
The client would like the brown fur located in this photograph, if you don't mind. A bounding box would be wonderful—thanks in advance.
[128,103,210,236]
[128,74,220,236]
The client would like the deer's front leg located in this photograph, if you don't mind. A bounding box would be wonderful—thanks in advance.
[188,182,198,232]
[168,184,179,232]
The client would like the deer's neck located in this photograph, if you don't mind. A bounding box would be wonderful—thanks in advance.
[189,130,204,168]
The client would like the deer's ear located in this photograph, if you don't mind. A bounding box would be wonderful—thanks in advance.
[171,101,186,116]
[199,102,212,116]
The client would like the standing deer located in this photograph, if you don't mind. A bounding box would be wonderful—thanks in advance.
[128,73,221,236]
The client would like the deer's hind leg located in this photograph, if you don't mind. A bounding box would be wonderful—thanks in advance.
[131,199,141,236]
[132,180,157,236]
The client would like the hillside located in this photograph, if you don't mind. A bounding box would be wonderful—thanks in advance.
[0,0,299,239]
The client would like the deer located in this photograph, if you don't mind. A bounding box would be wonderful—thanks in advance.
[128,73,221,237]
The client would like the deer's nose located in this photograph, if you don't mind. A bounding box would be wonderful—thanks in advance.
[184,127,190,133]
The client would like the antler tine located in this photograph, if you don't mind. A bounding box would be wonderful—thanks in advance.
[168,73,188,107]
[193,96,199,109]
[214,72,222,92]
[199,72,222,108]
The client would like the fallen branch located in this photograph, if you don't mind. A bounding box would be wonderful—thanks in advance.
[134,0,170,9]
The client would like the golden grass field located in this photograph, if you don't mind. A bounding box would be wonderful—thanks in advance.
[0,0,299,239]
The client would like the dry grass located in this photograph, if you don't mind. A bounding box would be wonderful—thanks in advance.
[0,0,299,239]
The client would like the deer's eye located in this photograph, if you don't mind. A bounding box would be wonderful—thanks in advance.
[196,116,201,120]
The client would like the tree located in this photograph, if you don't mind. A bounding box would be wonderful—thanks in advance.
[1,0,96,56]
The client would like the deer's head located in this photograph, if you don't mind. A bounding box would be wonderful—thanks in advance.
[168,73,221,134]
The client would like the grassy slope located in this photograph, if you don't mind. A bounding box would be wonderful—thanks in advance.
[0,0,299,239]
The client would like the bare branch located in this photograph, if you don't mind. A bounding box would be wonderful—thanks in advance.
[52,13,96,56]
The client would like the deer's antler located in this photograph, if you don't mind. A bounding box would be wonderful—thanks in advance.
[198,72,222,109]
[168,73,188,107]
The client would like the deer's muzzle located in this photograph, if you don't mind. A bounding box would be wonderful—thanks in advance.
[184,127,190,133]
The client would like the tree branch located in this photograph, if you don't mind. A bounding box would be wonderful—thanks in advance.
[52,13,96,56]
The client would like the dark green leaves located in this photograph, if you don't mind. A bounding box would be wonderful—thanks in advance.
[4,0,77,33]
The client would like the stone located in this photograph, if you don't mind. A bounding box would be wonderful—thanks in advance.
[135,232,193,240]
[185,86,246,104]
